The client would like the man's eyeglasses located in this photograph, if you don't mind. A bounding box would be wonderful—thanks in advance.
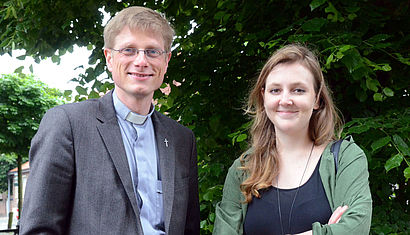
[110,48,168,58]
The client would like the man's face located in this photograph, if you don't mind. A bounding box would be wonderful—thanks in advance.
[104,27,171,103]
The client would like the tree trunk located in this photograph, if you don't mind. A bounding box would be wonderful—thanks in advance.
[17,154,22,220]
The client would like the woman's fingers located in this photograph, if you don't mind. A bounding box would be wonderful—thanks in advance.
[328,205,348,224]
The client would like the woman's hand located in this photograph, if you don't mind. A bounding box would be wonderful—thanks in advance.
[294,231,312,235]
[294,205,349,235]
[328,205,348,224]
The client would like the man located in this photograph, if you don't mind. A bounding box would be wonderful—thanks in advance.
[20,6,199,234]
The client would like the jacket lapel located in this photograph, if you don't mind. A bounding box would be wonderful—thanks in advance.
[152,111,175,234]
[95,91,143,231]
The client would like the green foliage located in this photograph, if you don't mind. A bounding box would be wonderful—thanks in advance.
[0,73,63,192]
[0,73,63,156]
[0,153,17,193]
[1,0,409,233]
[344,108,410,233]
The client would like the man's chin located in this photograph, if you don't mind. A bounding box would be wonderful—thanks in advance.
[129,89,155,99]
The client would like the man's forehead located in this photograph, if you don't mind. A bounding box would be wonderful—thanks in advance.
[114,26,165,47]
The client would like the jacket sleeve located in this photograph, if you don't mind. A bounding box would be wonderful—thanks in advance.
[213,159,245,235]
[312,140,372,234]
[184,131,200,235]
[20,107,75,234]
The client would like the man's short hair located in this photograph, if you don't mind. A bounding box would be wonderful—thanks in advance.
[104,6,175,52]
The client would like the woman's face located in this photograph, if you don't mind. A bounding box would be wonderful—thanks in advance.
[263,62,319,136]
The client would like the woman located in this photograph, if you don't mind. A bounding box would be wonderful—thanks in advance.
[213,44,372,235]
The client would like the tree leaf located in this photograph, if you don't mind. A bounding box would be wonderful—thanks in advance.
[14,66,24,73]
[235,23,242,32]
[88,90,100,99]
[366,78,379,92]
[367,34,391,43]
[341,49,362,72]
[404,167,410,181]
[393,53,410,65]
[373,93,383,101]
[381,64,391,71]
[384,154,403,172]
[214,11,225,20]
[302,18,326,32]
[236,133,247,142]
[348,13,357,20]
[16,55,26,60]
[339,45,353,53]
[326,53,334,68]
[51,55,59,63]
[347,124,370,134]
[64,90,72,97]
[310,0,326,11]
[383,87,394,97]
[393,134,410,156]
[371,136,391,151]
[202,191,211,201]
[75,86,87,96]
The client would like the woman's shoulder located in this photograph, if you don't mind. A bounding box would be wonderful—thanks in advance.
[231,148,253,167]
[227,148,253,180]
[340,135,365,154]
[336,136,367,166]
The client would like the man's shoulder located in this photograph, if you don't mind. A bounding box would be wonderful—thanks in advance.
[49,98,101,115]
[40,98,105,126]
[57,98,100,110]
[153,110,193,134]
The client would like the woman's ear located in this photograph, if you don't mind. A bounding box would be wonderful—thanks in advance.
[313,97,320,110]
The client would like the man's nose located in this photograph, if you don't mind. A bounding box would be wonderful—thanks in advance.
[133,51,148,66]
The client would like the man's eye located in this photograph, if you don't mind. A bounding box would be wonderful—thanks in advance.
[122,48,135,55]
[146,49,160,56]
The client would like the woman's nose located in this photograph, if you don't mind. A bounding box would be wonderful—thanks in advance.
[279,93,293,105]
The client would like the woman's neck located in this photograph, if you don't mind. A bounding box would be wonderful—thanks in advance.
[275,131,313,155]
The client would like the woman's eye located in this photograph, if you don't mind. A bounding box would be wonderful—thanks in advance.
[270,89,280,94]
[294,88,305,93]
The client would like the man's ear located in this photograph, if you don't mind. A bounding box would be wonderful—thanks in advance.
[163,52,172,74]
[104,48,113,72]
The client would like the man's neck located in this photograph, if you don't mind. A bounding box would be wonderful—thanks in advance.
[114,90,153,115]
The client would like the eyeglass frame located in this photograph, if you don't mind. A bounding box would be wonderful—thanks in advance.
[109,48,169,59]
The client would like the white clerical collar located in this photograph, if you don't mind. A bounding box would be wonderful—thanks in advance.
[125,106,154,125]
[112,89,155,125]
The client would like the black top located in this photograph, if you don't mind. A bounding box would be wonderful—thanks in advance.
[243,158,332,235]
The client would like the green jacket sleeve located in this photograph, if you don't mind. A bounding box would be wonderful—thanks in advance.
[213,159,246,235]
[313,138,372,234]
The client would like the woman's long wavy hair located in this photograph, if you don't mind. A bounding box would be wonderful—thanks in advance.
[240,44,343,203]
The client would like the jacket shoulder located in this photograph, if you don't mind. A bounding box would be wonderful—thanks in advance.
[227,149,253,183]
[154,110,193,135]
[55,98,99,112]
[339,135,367,163]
